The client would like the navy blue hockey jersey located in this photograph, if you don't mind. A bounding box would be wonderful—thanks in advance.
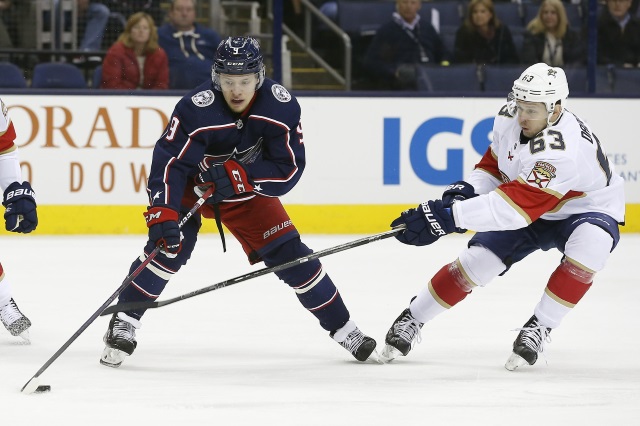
[147,78,304,211]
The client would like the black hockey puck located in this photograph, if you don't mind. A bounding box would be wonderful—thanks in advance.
[34,385,51,393]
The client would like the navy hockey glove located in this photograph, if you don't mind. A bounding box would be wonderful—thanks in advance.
[194,159,254,204]
[2,181,37,233]
[442,181,476,208]
[442,181,476,233]
[391,200,456,246]
[143,206,182,256]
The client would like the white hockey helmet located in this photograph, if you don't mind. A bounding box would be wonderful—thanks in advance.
[511,63,569,114]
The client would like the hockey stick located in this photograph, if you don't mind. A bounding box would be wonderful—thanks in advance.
[100,225,406,316]
[20,187,215,394]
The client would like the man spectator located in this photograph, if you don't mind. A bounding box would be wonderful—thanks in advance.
[363,0,449,90]
[158,0,222,90]
[0,0,37,49]
[597,0,640,67]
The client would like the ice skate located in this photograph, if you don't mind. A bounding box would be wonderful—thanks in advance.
[331,320,378,362]
[380,307,424,363]
[0,298,32,343]
[505,315,552,371]
[100,313,139,368]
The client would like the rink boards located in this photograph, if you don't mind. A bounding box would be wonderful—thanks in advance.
[2,94,638,234]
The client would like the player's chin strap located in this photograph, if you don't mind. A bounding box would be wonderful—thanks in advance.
[212,202,226,252]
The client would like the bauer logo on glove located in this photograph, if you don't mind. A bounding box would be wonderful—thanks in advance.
[5,186,35,201]
[3,181,37,233]
[420,201,448,237]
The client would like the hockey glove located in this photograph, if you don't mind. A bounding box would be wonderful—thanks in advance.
[194,159,254,204]
[442,181,476,207]
[3,181,38,233]
[143,206,182,256]
[391,200,456,246]
[442,181,476,233]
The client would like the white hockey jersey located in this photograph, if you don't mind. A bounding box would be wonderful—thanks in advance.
[453,103,626,232]
[0,98,23,191]
[0,98,16,151]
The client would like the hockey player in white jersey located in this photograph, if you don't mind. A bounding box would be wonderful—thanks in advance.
[382,63,625,370]
[0,98,38,342]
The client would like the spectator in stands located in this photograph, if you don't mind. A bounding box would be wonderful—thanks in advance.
[0,0,37,49]
[101,11,169,89]
[453,0,519,65]
[0,1,10,49]
[101,0,164,26]
[597,0,640,67]
[78,0,111,51]
[99,1,165,49]
[54,0,110,53]
[158,0,222,90]
[522,0,584,66]
[363,0,450,90]
[284,0,304,36]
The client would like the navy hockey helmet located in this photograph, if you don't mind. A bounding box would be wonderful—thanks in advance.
[211,36,265,91]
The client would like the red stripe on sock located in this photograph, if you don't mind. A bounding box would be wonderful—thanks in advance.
[546,263,592,305]
[430,263,470,308]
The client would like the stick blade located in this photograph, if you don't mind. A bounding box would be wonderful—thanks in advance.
[21,376,41,394]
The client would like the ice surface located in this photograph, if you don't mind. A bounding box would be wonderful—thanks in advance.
[2,233,639,425]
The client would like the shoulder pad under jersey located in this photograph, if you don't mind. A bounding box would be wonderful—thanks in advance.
[255,79,301,126]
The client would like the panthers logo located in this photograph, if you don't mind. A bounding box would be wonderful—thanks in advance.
[526,161,556,189]
[271,84,291,103]
[192,90,215,107]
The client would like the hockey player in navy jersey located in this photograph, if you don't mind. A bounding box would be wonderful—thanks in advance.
[381,63,625,370]
[0,97,38,342]
[100,37,378,367]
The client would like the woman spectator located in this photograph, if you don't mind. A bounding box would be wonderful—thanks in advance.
[101,12,168,90]
[522,0,584,66]
[454,0,519,65]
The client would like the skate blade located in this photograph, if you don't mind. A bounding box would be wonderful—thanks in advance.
[366,349,383,364]
[14,329,31,345]
[505,352,528,371]
[379,345,402,363]
[100,346,128,368]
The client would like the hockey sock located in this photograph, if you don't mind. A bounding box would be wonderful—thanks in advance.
[534,258,594,329]
[264,238,350,332]
[117,253,179,320]
[280,262,349,332]
[410,260,472,324]
[0,262,11,307]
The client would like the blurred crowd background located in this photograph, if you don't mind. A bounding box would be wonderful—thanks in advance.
[0,0,638,93]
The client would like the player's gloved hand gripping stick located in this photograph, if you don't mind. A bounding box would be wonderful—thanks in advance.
[20,187,214,395]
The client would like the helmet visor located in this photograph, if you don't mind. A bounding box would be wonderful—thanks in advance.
[514,100,549,121]
[218,73,259,89]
